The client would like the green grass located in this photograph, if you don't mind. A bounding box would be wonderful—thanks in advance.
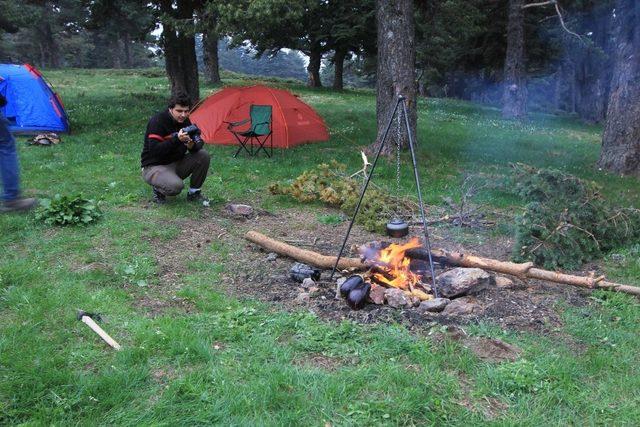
[1,68,639,425]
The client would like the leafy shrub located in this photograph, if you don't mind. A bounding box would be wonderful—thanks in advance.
[36,194,102,226]
[511,164,640,269]
[269,161,415,233]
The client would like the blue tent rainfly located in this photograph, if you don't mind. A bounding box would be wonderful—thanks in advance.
[0,63,70,134]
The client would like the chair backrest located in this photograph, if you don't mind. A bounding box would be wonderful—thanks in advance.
[250,105,272,136]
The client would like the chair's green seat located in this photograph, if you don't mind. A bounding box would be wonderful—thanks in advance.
[228,104,273,157]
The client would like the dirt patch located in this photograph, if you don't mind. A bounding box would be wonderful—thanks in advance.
[139,203,591,335]
[136,292,197,318]
[457,372,509,420]
[151,367,178,384]
[130,217,227,317]
[292,353,343,371]
[462,337,522,363]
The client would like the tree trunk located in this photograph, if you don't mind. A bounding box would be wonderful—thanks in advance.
[160,0,200,104]
[111,34,122,69]
[502,0,527,120]
[598,0,640,176]
[333,47,347,90]
[202,30,221,85]
[122,32,132,68]
[552,66,562,112]
[369,0,417,155]
[575,4,611,123]
[307,43,323,88]
[36,17,60,68]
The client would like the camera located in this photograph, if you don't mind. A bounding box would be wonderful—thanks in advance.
[181,124,204,145]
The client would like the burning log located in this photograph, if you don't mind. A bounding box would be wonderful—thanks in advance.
[368,266,432,301]
[244,230,640,298]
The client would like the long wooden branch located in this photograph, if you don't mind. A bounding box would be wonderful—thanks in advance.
[404,248,640,297]
[245,231,364,270]
[523,0,556,9]
[244,230,640,297]
[522,0,584,43]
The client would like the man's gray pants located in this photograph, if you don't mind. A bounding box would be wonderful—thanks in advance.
[142,150,210,196]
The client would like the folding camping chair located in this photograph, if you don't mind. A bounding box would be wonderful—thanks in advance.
[227,105,273,157]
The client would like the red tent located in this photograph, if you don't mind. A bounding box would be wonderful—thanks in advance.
[190,85,329,148]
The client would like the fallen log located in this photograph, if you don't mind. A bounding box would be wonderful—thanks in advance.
[406,248,640,297]
[244,230,640,297]
[245,230,364,270]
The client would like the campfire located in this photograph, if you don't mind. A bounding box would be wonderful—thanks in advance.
[338,239,435,309]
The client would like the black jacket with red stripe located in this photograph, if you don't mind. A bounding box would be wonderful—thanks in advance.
[141,109,202,167]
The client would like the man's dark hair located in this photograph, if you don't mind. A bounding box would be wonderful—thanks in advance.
[168,93,192,109]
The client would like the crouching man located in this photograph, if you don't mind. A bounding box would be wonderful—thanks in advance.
[141,93,210,204]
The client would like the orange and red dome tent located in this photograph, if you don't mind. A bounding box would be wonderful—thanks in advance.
[189,85,330,148]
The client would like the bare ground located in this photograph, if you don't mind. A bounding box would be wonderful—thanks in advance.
[137,201,592,335]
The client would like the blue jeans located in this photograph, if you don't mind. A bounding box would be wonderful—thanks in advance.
[0,112,20,201]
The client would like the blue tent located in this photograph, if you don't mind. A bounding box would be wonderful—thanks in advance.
[0,63,69,134]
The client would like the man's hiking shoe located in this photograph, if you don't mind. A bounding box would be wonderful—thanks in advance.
[152,187,166,204]
[1,197,38,213]
[186,191,207,202]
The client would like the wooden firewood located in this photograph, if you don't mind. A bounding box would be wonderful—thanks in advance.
[244,230,640,297]
[410,247,640,297]
[244,231,364,270]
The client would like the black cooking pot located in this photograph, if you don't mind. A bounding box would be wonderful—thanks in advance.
[386,218,409,238]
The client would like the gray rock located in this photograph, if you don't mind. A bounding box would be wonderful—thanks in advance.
[442,296,482,316]
[367,283,386,305]
[226,203,254,216]
[301,277,316,288]
[494,276,514,289]
[266,252,278,262]
[294,292,310,304]
[308,286,322,297]
[436,268,493,298]
[418,297,451,313]
[384,288,411,308]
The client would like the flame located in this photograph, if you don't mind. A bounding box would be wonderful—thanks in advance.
[370,238,423,290]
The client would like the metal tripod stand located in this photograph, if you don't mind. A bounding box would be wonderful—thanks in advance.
[329,95,439,298]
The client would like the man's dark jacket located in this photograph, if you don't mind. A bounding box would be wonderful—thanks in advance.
[141,109,203,167]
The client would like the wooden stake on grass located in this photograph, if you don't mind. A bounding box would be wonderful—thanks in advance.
[77,310,121,350]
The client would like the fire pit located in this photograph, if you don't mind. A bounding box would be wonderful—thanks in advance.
[338,238,437,309]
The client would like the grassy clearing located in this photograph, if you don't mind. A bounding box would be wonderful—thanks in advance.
[1,69,639,425]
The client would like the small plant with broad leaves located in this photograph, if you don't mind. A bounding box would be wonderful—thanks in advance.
[35,194,102,226]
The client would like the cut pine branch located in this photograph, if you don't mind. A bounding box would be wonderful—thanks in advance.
[244,230,640,297]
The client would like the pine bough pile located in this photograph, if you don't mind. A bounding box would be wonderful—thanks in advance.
[512,164,640,269]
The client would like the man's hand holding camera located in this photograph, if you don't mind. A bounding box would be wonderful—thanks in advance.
[177,128,194,149]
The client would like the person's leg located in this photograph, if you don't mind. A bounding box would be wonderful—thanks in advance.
[142,163,184,198]
[175,150,210,192]
[0,115,20,201]
[0,115,36,212]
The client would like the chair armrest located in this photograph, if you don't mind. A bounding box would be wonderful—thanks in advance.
[226,118,250,129]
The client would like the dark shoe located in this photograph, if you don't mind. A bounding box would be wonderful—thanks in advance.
[152,187,166,205]
[1,197,38,212]
[186,191,207,202]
